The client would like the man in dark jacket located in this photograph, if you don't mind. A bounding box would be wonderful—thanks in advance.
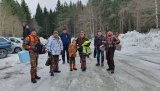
[94,31,105,66]
[60,28,71,64]
[22,22,31,39]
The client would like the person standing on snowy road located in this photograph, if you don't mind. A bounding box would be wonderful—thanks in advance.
[94,31,105,67]
[105,31,120,74]
[68,39,78,71]
[23,29,41,83]
[60,27,71,64]
[47,31,63,76]
[76,32,89,71]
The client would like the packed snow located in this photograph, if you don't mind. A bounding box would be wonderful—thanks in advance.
[0,30,160,91]
[119,29,160,50]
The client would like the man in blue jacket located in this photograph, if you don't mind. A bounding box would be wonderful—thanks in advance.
[60,28,71,64]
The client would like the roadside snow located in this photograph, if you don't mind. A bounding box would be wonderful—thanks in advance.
[119,29,160,50]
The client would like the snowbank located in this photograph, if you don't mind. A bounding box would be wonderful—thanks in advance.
[120,29,160,50]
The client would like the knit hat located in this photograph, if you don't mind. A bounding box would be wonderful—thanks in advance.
[53,31,59,34]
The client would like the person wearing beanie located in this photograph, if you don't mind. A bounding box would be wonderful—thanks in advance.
[60,28,71,64]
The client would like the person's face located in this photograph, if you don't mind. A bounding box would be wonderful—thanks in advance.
[54,33,59,37]
[73,40,77,44]
[31,31,37,36]
[63,30,67,33]
[98,32,102,36]
[22,22,26,27]
[80,33,85,38]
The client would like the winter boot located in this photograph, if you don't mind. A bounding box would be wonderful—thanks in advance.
[82,67,86,72]
[111,70,114,74]
[96,63,100,66]
[54,70,61,73]
[31,78,37,83]
[35,76,41,80]
[73,68,77,70]
[50,72,54,76]
[73,64,77,70]
[70,68,73,71]
[107,68,111,71]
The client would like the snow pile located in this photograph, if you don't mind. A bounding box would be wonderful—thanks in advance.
[120,30,160,50]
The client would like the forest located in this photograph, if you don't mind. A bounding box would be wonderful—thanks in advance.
[0,0,159,38]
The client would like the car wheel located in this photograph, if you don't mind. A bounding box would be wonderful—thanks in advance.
[0,49,8,58]
[14,47,22,53]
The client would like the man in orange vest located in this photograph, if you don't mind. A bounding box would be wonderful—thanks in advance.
[23,29,41,83]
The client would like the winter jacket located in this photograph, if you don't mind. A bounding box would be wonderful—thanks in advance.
[23,34,40,53]
[60,33,71,46]
[76,37,88,52]
[47,36,63,55]
[105,36,120,50]
[94,35,105,47]
[68,43,77,57]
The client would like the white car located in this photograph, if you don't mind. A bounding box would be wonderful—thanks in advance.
[7,37,23,45]
[5,37,23,53]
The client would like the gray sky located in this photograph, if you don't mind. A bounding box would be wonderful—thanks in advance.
[16,0,88,17]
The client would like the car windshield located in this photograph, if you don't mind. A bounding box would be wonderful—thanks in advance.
[10,38,21,43]
[0,38,7,42]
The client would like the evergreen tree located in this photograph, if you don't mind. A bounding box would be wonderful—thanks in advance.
[21,0,31,23]
[35,3,43,26]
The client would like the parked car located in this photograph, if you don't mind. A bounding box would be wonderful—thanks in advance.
[0,37,12,58]
[2,37,23,54]
[10,42,23,53]
[7,37,23,45]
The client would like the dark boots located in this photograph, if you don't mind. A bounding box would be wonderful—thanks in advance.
[35,76,41,80]
[31,78,37,83]
[51,72,54,76]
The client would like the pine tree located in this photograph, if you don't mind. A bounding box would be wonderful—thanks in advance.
[21,0,31,23]
[35,3,43,26]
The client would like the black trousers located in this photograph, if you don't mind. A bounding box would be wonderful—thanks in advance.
[106,48,115,70]
[62,45,69,62]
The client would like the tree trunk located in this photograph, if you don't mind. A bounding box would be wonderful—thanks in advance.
[155,0,159,28]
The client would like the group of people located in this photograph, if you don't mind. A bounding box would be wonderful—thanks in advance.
[22,24,120,84]
[94,31,120,74]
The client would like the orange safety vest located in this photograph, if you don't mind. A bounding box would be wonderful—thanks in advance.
[23,35,40,53]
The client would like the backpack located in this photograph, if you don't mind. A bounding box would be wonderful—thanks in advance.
[35,42,46,54]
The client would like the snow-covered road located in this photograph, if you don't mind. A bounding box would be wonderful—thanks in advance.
[0,46,160,91]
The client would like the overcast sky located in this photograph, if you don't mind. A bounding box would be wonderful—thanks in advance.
[16,0,88,17]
